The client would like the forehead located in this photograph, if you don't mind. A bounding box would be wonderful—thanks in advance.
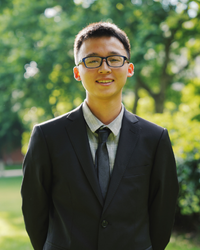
[78,36,127,60]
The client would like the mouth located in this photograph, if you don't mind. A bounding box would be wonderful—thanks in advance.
[96,79,114,85]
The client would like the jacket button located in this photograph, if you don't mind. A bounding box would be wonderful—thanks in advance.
[101,220,108,228]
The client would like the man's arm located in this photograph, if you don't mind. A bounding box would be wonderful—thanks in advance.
[148,129,179,250]
[21,125,52,250]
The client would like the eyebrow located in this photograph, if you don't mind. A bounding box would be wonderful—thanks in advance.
[85,51,120,57]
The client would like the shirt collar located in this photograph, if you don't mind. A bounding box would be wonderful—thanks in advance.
[82,100,124,136]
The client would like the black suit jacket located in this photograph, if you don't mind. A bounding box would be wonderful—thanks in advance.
[21,104,179,250]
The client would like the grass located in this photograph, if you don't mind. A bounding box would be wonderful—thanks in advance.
[0,176,200,250]
[0,177,32,250]
[166,233,200,250]
[4,164,22,170]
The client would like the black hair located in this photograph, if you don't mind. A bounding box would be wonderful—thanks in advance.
[74,22,131,64]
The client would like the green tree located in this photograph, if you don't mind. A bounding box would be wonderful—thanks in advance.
[1,0,200,220]
[1,0,200,128]
[0,0,199,148]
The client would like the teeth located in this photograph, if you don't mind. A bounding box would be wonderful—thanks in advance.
[98,80,113,83]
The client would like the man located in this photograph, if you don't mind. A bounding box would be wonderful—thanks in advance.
[21,22,179,250]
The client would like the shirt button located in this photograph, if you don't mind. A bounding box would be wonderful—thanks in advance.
[101,220,108,228]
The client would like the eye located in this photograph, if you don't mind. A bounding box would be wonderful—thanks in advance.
[88,59,99,64]
[85,57,101,65]
[110,58,120,62]
[108,56,122,62]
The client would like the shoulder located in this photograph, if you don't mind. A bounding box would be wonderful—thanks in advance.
[136,115,164,132]
[124,109,166,140]
[125,109,164,131]
[34,104,83,131]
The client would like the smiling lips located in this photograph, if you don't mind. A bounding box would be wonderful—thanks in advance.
[96,79,114,84]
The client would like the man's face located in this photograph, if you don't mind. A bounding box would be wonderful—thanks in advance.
[73,36,134,102]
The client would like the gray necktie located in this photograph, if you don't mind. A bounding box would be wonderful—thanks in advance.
[95,128,111,199]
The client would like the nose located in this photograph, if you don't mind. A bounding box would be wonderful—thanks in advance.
[98,59,111,74]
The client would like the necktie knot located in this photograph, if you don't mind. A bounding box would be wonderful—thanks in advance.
[97,128,111,144]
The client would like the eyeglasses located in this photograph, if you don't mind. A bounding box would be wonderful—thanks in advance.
[77,55,129,69]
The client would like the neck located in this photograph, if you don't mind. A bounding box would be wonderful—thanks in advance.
[86,97,122,125]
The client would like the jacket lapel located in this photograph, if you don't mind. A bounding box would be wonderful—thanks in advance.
[103,109,140,212]
[65,105,104,206]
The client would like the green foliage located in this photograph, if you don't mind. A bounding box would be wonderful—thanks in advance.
[1,0,200,218]
[181,78,200,121]
[1,0,199,133]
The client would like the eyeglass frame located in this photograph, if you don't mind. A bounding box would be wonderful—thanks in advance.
[77,55,130,69]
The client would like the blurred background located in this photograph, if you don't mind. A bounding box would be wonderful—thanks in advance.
[0,0,200,249]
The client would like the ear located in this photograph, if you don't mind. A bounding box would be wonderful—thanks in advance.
[127,63,134,77]
[73,67,81,81]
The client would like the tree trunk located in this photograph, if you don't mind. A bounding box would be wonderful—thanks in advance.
[132,82,140,114]
[154,92,165,113]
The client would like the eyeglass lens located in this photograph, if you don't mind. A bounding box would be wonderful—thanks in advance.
[84,56,125,68]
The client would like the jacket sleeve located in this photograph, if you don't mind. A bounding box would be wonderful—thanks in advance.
[148,129,179,250]
[21,125,52,250]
